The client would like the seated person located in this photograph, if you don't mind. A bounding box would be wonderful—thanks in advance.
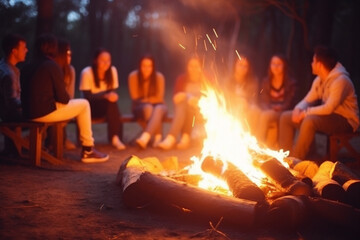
[225,54,259,134]
[255,54,296,148]
[79,48,125,150]
[128,55,167,149]
[20,33,108,163]
[279,46,359,159]
[53,38,76,150]
[0,33,28,155]
[158,55,208,150]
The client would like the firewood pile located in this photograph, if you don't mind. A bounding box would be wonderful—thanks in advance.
[116,155,360,230]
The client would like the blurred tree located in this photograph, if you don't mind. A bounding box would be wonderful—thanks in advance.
[36,0,53,35]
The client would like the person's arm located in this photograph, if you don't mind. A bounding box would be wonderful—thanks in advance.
[0,74,21,109]
[128,71,141,102]
[147,72,165,104]
[280,78,297,111]
[307,77,349,115]
[50,61,69,104]
[294,77,321,111]
[66,65,76,99]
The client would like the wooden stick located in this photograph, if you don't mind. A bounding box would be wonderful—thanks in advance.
[201,156,266,203]
[256,158,312,196]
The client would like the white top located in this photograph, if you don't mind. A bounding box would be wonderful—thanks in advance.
[79,66,119,94]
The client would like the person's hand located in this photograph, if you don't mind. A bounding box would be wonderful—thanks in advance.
[292,108,306,124]
[188,96,199,107]
[105,91,118,102]
[173,92,187,104]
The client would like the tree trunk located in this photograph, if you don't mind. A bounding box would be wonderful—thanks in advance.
[36,0,53,36]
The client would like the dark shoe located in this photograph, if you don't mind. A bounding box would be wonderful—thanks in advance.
[81,148,109,163]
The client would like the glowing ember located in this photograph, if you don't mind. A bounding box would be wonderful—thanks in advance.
[187,83,289,196]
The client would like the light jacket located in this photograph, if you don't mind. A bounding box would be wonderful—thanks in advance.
[296,62,359,131]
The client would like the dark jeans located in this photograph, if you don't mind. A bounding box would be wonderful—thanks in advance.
[89,99,123,141]
[279,111,353,159]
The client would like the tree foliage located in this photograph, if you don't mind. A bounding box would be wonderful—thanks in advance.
[1,0,359,101]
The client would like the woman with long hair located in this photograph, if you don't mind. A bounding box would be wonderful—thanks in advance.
[158,55,207,150]
[79,48,125,150]
[256,54,297,147]
[128,55,167,149]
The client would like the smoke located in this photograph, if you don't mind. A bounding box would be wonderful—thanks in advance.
[145,0,240,80]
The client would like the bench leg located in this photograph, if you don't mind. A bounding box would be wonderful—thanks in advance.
[29,126,42,166]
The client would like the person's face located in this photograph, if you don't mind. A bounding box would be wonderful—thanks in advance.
[97,51,111,72]
[311,55,321,75]
[140,58,153,79]
[234,58,249,81]
[270,56,284,77]
[13,41,28,63]
[187,58,202,81]
[66,49,72,65]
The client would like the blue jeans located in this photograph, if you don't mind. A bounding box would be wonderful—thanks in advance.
[279,111,353,159]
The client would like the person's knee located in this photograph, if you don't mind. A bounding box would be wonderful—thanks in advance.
[142,104,154,119]
[300,115,316,130]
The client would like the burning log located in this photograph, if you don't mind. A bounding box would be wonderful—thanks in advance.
[201,156,266,203]
[117,155,264,228]
[256,158,313,196]
[312,161,346,202]
[288,169,313,187]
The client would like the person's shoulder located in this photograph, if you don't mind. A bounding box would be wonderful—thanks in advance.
[155,71,165,79]
[128,70,138,78]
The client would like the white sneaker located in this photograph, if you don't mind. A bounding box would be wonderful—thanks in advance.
[176,133,190,149]
[112,135,126,150]
[158,135,176,150]
[136,132,151,149]
[152,134,162,148]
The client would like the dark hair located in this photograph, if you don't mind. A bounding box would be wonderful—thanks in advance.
[314,45,338,71]
[1,33,26,57]
[266,53,291,88]
[55,39,71,85]
[137,55,157,97]
[231,54,256,83]
[91,48,113,89]
[35,33,58,58]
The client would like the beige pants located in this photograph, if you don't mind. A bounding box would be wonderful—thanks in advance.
[32,99,94,147]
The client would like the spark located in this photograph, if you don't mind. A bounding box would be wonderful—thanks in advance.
[204,40,208,51]
[192,116,196,127]
[235,50,242,60]
[179,43,186,50]
[206,34,212,44]
[183,26,187,34]
[213,28,218,38]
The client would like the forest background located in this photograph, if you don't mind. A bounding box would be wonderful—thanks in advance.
[1,0,359,109]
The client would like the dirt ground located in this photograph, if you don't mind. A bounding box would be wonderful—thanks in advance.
[1,122,360,240]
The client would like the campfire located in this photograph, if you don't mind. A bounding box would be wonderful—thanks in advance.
[116,83,360,230]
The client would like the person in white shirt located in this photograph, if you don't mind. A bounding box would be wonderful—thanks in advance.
[79,48,125,150]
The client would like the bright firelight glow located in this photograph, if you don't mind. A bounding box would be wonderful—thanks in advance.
[187,83,289,196]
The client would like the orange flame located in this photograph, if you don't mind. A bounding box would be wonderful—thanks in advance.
[187,83,289,195]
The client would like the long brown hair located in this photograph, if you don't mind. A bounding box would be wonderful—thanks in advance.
[137,55,157,98]
[91,48,113,89]
[55,39,71,86]
[267,53,290,86]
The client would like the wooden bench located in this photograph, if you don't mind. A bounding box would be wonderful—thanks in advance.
[0,121,64,166]
[327,129,360,162]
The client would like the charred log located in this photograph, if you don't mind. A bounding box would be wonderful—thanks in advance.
[117,156,264,228]
[256,158,312,196]
[201,156,266,203]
